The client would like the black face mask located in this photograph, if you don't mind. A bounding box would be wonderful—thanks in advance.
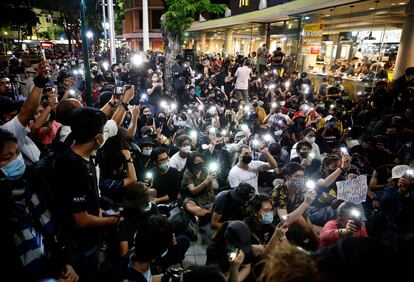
[193,162,204,171]
[253,103,258,108]
[241,156,252,164]
[158,117,166,123]
[231,102,239,110]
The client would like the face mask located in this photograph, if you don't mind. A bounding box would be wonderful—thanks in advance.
[152,77,158,83]
[215,143,224,150]
[241,155,252,164]
[1,154,26,180]
[180,145,191,153]
[305,136,315,143]
[262,212,274,224]
[142,149,152,156]
[159,161,169,171]
[253,103,258,108]
[335,81,341,85]
[300,151,310,158]
[279,101,286,106]
[291,179,305,189]
[178,120,186,128]
[158,116,166,123]
[190,91,196,96]
[193,162,204,171]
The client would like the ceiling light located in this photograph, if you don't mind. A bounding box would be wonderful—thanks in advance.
[398,2,406,5]
[304,16,310,20]
[369,7,375,9]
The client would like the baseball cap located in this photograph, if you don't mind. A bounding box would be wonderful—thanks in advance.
[230,183,255,204]
[225,221,252,255]
[392,165,410,179]
[292,111,305,120]
[140,136,155,146]
[123,182,149,209]
[0,96,24,116]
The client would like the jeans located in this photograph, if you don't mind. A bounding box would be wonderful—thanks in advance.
[77,245,99,282]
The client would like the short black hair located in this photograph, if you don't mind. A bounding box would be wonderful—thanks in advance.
[55,99,81,126]
[247,194,272,217]
[70,107,107,144]
[133,215,173,262]
[296,141,312,152]
[0,128,17,152]
[151,146,168,163]
[405,67,414,77]
[303,127,316,136]
[282,162,304,177]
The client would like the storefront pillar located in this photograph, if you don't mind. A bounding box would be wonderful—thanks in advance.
[200,32,206,54]
[224,28,233,56]
[394,0,414,79]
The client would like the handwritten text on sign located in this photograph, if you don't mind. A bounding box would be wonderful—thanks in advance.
[336,175,368,204]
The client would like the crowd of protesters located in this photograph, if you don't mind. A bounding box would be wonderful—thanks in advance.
[0,46,414,282]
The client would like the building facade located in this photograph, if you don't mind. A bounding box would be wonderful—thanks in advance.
[122,0,165,51]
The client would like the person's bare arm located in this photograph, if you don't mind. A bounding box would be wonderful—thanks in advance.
[276,190,316,225]
[317,155,351,187]
[122,150,137,187]
[32,93,56,130]
[72,211,118,228]
[18,61,49,126]
[187,175,213,196]
[119,241,128,257]
[167,114,175,131]
[112,85,135,127]
[126,106,140,141]
[260,147,278,170]
[211,212,223,230]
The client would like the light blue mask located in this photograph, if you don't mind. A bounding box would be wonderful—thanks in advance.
[142,149,152,156]
[159,161,170,171]
[1,154,26,180]
[262,212,274,224]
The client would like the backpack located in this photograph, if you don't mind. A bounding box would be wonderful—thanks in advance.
[169,207,198,241]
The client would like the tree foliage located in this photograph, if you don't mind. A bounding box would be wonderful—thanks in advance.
[163,0,226,34]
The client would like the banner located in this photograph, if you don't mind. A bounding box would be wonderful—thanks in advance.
[302,23,324,55]
[336,174,368,204]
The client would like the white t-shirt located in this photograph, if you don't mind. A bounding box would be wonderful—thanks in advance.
[170,151,188,172]
[234,66,251,90]
[228,160,267,192]
[1,116,40,163]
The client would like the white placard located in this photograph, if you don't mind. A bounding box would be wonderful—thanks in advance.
[336,174,368,204]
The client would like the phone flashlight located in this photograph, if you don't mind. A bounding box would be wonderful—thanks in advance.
[69,89,75,95]
[160,100,167,109]
[190,130,198,139]
[308,152,315,159]
[209,162,219,173]
[209,127,216,134]
[145,172,153,180]
[340,147,349,156]
[271,102,277,109]
[198,104,204,111]
[263,134,272,142]
[221,129,227,136]
[306,180,316,190]
[171,103,177,110]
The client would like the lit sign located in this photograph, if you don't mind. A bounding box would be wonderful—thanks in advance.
[40,41,53,49]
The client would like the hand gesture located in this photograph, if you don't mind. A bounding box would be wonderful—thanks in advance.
[48,91,58,108]
[58,265,79,282]
[304,189,316,205]
[259,146,269,154]
[131,105,140,117]
[301,158,311,167]
[36,60,49,79]
[342,220,358,236]
[123,85,135,103]
[230,249,245,267]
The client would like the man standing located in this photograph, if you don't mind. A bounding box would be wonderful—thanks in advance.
[228,145,277,193]
[233,60,252,102]
[257,44,268,75]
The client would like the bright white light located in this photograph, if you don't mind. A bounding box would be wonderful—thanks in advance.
[190,130,198,138]
[263,134,272,142]
[303,105,309,111]
[308,152,315,159]
[244,105,250,112]
[145,172,153,179]
[171,103,177,110]
[132,54,142,65]
[141,93,148,100]
[284,81,290,88]
[406,169,414,176]
[86,31,93,39]
[187,109,193,114]
[306,180,316,190]
[252,139,260,146]
[357,91,362,95]
[340,147,348,155]
[304,16,310,20]
[209,162,219,172]
[102,61,109,70]
[209,127,216,134]
[221,129,227,135]
[257,78,261,82]
[269,84,276,90]
[73,69,79,75]
[69,89,75,95]
[78,69,84,75]
[264,72,269,76]
[273,69,277,74]
[198,104,204,111]
[103,22,110,29]
[60,36,64,42]
[160,100,167,109]
[281,215,288,221]
[330,104,335,109]
[271,102,277,109]
[241,124,248,131]
[351,209,361,218]
[197,74,202,79]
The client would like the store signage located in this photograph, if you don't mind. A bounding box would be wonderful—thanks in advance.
[302,23,324,55]
[40,41,53,49]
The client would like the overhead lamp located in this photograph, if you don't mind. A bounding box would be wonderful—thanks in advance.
[364,0,379,42]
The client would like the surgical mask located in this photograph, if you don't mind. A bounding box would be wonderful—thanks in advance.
[193,162,204,171]
[305,136,315,143]
[274,130,283,136]
[1,154,26,180]
[241,155,252,164]
[291,179,305,189]
[159,161,169,171]
[262,212,274,224]
[178,120,186,128]
[180,145,191,153]
[142,149,152,156]
[279,101,286,106]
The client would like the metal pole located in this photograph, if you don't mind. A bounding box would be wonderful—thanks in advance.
[80,0,93,107]
[142,0,150,52]
[107,0,116,64]
[102,0,108,52]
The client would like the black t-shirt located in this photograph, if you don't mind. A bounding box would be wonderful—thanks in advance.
[145,82,163,105]
[153,167,181,201]
[57,149,100,251]
[212,191,246,222]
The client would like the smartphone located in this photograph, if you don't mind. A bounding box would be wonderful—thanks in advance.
[340,147,349,156]
[103,209,119,217]
[116,86,123,95]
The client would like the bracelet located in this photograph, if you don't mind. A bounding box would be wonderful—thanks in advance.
[126,158,134,163]
[278,236,287,241]
[108,101,115,108]
[121,102,129,111]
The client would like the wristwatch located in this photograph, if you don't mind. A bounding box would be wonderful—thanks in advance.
[121,102,129,111]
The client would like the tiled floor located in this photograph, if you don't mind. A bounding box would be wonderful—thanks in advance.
[182,227,211,267]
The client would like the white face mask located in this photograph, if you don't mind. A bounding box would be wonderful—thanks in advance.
[305,136,316,143]
[180,145,191,153]
[178,120,186,128]
[279,101,286,106]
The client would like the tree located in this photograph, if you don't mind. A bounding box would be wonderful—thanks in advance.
[161,0,226,96]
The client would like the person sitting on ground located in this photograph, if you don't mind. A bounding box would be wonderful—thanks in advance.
[319,202,368,249]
